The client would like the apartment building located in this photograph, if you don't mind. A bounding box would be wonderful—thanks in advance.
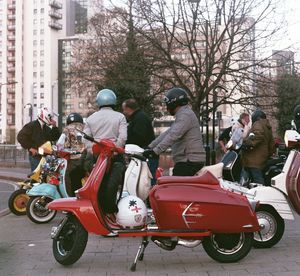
[0,0,67,143]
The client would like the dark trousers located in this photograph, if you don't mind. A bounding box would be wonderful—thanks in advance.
[99,155,126,214]
[243,167,265,185]
[148,158,159,186]
[173,161,204,176]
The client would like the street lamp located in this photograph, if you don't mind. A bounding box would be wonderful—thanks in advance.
[24,103,33,122]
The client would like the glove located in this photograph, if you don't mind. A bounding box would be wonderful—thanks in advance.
[143,149,159,159]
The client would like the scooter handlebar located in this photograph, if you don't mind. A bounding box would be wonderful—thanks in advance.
[128,153,147,162]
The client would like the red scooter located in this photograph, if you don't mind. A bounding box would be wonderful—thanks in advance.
[48,133,260,271]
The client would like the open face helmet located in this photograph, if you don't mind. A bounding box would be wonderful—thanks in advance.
[116,195,147,228]
[96,89,117,107]
[66,112,83,125]
[37,107,53,125]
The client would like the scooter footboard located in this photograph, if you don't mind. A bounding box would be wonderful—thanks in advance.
[48,198,110,235]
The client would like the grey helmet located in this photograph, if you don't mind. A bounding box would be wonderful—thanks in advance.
[96,89,117,107]
[251,109,266,124]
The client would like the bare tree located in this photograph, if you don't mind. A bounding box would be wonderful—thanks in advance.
[104,0,287,119]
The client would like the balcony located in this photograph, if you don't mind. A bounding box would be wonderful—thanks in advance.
[7,35,15,41]
[7,56,15,62]
[7,67,15,73]
[7,14,16,20]
[7,87,15,94]
[49,0,62,9]
[7,78,16,83]
[48,20,62,30]
[8,4,16,10]
[7,98,15,104]
[49,10,62,19]
[7,109,15,115]
[7,25,16,31]
[7,46,15,51]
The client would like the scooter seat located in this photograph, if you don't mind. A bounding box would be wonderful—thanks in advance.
[157,170,219,185]
[286,151,300,214]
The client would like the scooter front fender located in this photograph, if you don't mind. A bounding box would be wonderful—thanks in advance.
[48,198,110,235]
[27,183,61,199]
[248,186,294,220]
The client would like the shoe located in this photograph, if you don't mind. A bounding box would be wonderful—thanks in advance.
[105,213,122,229]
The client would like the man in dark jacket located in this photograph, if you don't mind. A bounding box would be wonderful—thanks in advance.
[17,107,60,171]
[122,98,158,185]
[242,109,275,184]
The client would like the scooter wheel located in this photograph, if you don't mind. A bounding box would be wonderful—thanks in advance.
[253,205,285,248]
[202,232,253,263]
[26,196,57,224]
[8,189,30,216]
[53,215,88,265]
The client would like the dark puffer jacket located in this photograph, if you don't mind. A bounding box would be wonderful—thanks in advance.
[242,118,275,169]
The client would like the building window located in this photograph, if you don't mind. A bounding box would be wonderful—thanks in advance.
[33,50,37,57]
[33,29,37,35]
[40,82,44,88]
[33,72,37,78]
[33,9,37,14]
[33,19,37,25]
[40,71,44,77]
[40,60,44,67]
[40,50,44,56]
[33,40,37,46]
[41,8,44,13]
[40,93,44,99]
[40,29,44,35]
[40,18,44,24]
[33,61,37,67]
[40,40,44,46]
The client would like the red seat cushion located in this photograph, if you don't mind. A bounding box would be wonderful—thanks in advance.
[286,151,300,214]
[157,170,219,185]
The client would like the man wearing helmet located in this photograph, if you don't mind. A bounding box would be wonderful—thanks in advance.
[144,87,206,176]
[17,107,61,171]
[241,109,275,185]
[84,89,127,217]
[56,112,85,196]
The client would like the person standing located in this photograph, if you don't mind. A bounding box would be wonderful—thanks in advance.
[241,109,275,185]
[84,89,127,217]
[17,107,60,172]
[122,98,158,185]
[230,112,250,149]
[143,87,205,176]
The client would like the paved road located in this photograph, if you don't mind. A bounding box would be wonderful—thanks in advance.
[1,208,300,276]
[0,180,15,216]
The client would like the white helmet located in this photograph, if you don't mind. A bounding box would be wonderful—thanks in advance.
[116,196,147,228]
[37,107,53,125]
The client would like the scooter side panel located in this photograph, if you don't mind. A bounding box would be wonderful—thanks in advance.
[27,183,61,199]
[150,184,259,233]
[248,186,294,220]
[48,198,110,235]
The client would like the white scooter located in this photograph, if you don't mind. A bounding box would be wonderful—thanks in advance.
[202,129,300,248]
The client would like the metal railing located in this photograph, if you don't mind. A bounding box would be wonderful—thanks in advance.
[0,144,28,165]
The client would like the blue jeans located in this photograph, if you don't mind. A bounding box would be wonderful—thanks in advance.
[243,167,265,185]
[29,155,41,172]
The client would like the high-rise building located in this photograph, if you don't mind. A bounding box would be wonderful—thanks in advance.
[0,0,67,143]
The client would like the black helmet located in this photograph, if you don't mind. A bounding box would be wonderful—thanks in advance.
[251,109,266,124]
[66,112,83,125]
[294,105,300,121]
[164,87,188,111]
